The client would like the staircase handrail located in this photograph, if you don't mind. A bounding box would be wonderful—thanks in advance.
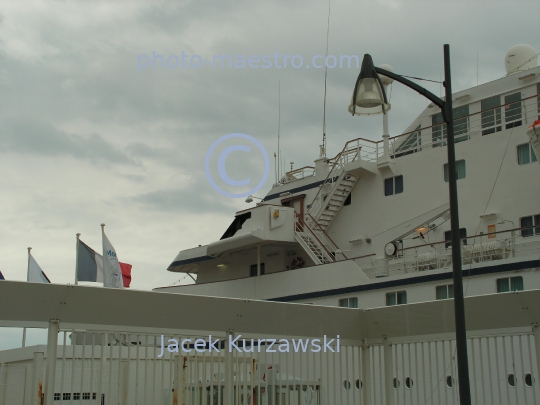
[294,212,336,262]
[305,213,348,260]
[308,146,361,219]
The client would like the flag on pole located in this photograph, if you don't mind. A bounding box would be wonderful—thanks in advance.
[120,262,132,288]
[77,237,131,288]
[76,240,104,283]
[102,229,123,289]
[28,253,51,284]
[0,271,5,280]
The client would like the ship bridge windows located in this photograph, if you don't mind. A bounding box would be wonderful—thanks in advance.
[517,143,537,165]
[432,105,469,147]
[386,291,407,306]
[504,92,522,129]
[481,95,502,135]
[496,276,523,293]
[384,175,403,196]
[339,297,358,308]
[520,215,540,237]
[443,160,466,182]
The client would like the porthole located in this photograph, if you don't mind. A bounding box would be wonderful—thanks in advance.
[524,373,534,387]
[393,378,400,389]
[446,376,454,388]
[508,373,515,387]
[355,379,363,390]
[343,380,351,390]
[405,377,413,389]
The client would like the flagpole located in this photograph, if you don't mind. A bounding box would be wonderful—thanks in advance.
[22,247,31,347]
[101,223,106,287]
[75,233,81,285]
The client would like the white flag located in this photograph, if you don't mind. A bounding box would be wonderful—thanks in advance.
[28,254,51,283]
[102,232,123,289]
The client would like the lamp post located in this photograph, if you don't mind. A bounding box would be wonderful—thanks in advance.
[349,44,472,405]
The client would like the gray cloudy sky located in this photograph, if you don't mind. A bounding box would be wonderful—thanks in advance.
[0,0,539,295]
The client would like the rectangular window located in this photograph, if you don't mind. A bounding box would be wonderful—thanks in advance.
[250,263,265,277]
[481,95,502,135]
[436,284,454,300]
[444,228,467,248]
[517,143,538,165]
[432,106,470,147]
[384,175,404,196]
[520,215,540,237]
[344,193,351,206]
[505,92,522,128]
[386,291,407,306]
[497,276,524,293]
[443,160,466,182]
[339,297,358,308]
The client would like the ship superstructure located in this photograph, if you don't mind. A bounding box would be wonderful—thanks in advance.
[159,46,540,311]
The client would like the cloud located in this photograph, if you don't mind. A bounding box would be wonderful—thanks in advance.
[0,117,135,165]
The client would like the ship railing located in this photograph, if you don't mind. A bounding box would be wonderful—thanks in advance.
[2,282,540,405]
[358,226,540,277]
[278,166,316,184]
[389,91,540,159]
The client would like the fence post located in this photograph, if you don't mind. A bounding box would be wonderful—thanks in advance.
[31,352,44,405]
[533,324,540,389]
[0,361,7,405]
[361,338,371,405]
[173,355,186,405]
[44,319,59,405]
[225,330,234,405]
[384,336,394,405]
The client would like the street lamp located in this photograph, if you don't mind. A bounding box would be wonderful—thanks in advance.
[350,44,472,405]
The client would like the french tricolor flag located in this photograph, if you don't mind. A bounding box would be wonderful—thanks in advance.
[77,239,131,288]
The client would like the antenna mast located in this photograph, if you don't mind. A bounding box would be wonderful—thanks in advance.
[321,0,331,158]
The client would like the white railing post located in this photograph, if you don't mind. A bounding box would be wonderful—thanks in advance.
[31,352,44,405]
[533,324,540,389]
[0,361,7,405]
[361,339,371,405]
[383,336,394,405]
[44,319,59,405]
[225,330,234,405]
[174,355,186,405]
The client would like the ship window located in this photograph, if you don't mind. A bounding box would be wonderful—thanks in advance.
[344,193,351,206]
[504,92,522,128]
[432,106,469,147]
[497,276,524,293]
[520,215,540,237]
[384,175,403,196]
[443,160,466,182]
[386,291,407,306]
[249,263,265,277]
[395,125,421,157]
[436,284,454,300]
[481,95,502,135]
[517,143,537,165]
[444,228,467,248]
[339,297,358,308]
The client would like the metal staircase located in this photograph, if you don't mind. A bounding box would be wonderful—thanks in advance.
[294,213,343,264]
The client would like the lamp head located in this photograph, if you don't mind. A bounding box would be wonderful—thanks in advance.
[348,54,391,116]
[245,196,254,203]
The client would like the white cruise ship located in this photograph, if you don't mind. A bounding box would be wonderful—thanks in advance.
[159,45,540,311]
